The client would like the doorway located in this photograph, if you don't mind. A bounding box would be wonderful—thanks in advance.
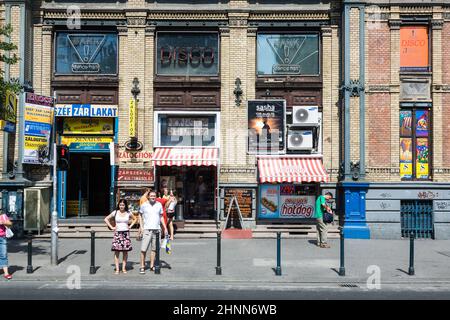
[66,153,111,217]
[157,166,216,220]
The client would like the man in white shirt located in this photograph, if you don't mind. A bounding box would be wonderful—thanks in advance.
[138,190,168,274]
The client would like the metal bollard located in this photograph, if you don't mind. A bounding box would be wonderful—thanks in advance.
[27,232,33,274]
[216,231,222,275]
[276,232,282,276]
[339,228,345,276]
[408,231,415,276]
[155,231,161,274]
[90,230,96,274]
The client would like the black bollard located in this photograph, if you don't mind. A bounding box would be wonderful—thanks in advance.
[27,232,33,274]
[216,231,222,275]
[155,231,161,274]
[339,228,345,276]
[408,231,415,276]
[90,230,96,274]
[276,232,282,276]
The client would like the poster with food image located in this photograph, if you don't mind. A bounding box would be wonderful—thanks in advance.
[400,110,412,136]
[258,184,279,219]
[415,110,429,137]
[416,138,429,179]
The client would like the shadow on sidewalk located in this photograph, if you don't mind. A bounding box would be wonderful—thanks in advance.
[8,240,49,255]
[58,250,87,264]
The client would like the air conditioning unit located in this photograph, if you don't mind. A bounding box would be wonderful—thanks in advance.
[292,106,319,126]
[287,129,313,150]
[24,187,51,232]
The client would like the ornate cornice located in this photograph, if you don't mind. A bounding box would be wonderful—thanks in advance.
[399,6,433,14]
[127,17,146,26]
[147,12,227,21]
[389,19,402,30]
[219,27,230,37]
[145,26,155,36]
[42,25,53,35]
[117,26,128,35]
[321,26,332,37]
[247,27,257,37]
[431,19,444,30]
[249,12,329,21]
[229,16,248,27]
[44,11,125,20]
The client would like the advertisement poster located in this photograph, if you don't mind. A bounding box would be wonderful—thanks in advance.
[23,93,54,164]
[258,185,280,219]
[117,168,154,183]
[415,110,429,137]
[63,118,114,135]
[279,195,315,218]
[61,136,113,151]
[400,110,412,136]
[224,188,253,219]
[400,138,413,179]
[400,26,429,68]
[416,138,429,179]
[0,91,18,133]
[248,100,286,154]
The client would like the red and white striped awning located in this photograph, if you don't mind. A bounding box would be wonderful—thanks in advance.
[258,157,329,183]
[152,148,218,166]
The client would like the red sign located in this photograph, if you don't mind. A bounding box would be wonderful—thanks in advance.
[117,168,154,182]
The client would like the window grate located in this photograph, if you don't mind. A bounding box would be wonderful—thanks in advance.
[401,200,434,239]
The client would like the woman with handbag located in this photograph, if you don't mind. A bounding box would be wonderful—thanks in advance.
[104,199,137,274]
[0,212,13,280]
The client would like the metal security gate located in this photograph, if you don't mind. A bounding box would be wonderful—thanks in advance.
[401,200,434,239]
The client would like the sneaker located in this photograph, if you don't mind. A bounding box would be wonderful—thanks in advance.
[4,274,12,280]
[320,243,331,248]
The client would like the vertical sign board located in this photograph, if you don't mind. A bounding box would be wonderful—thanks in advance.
[0,91,18,133]
[248,100,286,154]
[23,93,55,164]
[129,99,136,137]
[224,188,254,219]
[400,26,429,69]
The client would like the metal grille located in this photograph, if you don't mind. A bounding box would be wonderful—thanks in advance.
[401,200,434,239]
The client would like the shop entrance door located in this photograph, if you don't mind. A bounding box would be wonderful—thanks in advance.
[157,166,216,220]
[66,153,111,217]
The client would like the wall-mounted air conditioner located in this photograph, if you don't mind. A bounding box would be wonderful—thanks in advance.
[292,106,319,126]
[287,129,313,150]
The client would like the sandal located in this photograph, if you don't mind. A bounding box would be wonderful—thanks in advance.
[139,268,145,274]
[114,270,120,275]
[150,266,155,271]
[122,270,127,274]
[3,274,12,280]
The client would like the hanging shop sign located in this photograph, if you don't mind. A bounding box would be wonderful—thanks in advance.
[55,104,118,117]
[224,188,254,219]
[257,34,320,76]
[117,150,153,162]
[0,91,18,133]
[55,33,118,75]
[63,118,114,135]
[400,26,429,69]
[61,136,113,151]
[156,32,219,76]
[117,168,154,183]
[23,93,55,164]
[129,99,137,137]
[258,184,316,219]
[248,100,286,154]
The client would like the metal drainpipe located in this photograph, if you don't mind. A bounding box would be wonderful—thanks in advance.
[359,6,366,180]
[343,4,351,181]
[2,5,11,179]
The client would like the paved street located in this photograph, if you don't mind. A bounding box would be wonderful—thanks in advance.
[2,237,450,300]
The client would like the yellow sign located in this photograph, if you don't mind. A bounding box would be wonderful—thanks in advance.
[25,105,54,124]
[63,118,114,135]
[129,99,137,137]
[400,162,412,179]
[61,136,114,145]
[416,162,429,179]
[0,91,18,123]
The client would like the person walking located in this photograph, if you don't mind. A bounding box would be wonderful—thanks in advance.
[314,192,333,248]
[139,190,168,274]
[104,199,137,274]
[166,190,178,241]
[0,212,13,280]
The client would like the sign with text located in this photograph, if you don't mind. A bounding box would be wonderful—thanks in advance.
[63,118,114,135]
[129,99,137,137]
[400,26,429,69]
[0,91,18,132]
[118,150,153,162]
[23,93,54,164]
[224,188,254,219]
[117,168,154,183]
[248,100,286,154]
[55,104,118,117]
[61,136,113,151]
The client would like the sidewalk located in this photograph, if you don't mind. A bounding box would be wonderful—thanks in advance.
[5,237,450,285]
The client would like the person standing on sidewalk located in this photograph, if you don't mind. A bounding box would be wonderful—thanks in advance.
[314,192,333,248]
[104,199,137,274]
[139,190,168,274]
[0,212,13,280]
[166,190,178,241]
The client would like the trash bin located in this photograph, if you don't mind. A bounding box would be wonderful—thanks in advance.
[175,203,183,221]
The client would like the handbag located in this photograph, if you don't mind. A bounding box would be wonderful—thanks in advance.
[5,227,14,239]
[323,212,334,224]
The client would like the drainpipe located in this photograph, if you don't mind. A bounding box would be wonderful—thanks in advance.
[2,4,11,179]
[359,6,366,180]
[343,4,351,181]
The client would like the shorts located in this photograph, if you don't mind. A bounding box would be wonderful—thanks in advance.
[140,230,159,253]
[167,210,175,219]
[0,237,8,268]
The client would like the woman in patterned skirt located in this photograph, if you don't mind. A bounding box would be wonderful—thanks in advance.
[104,199,137,274]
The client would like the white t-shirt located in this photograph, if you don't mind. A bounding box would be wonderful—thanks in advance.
[139,201,163,230]
[113,211,131,232]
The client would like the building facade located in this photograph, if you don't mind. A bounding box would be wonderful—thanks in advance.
[0,0,449,239]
